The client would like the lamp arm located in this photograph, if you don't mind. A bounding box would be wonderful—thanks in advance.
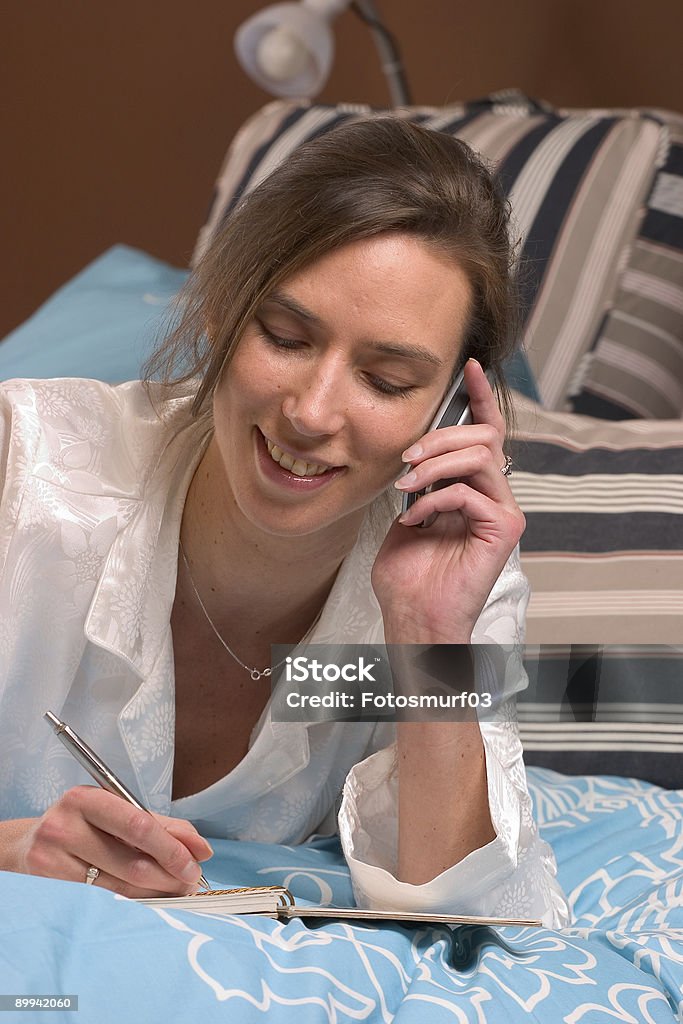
[351,0,412,106]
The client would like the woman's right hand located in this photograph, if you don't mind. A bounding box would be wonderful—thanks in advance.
[0,786,213,897]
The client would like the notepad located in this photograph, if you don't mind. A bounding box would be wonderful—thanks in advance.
[135,885,542,927]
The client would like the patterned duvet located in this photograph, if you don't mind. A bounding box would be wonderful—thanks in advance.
[2,767,682,1023]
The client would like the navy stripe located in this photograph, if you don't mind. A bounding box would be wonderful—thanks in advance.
[520,650,683,706]
[521,512,683,553]
[640,207,683,246]
[496,116,563,196]
[523,750,681,789]
[510,440,683,475]
[660,142,683,177]
[570,391,641,420]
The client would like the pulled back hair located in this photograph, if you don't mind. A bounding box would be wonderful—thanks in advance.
[144,116,520,428]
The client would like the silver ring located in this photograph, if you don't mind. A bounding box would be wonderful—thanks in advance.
[85,865,100,886]
[500,455,513,477]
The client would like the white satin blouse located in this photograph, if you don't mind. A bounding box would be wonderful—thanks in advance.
[0,377,568,927]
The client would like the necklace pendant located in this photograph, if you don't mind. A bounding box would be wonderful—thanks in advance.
[179,542,307,683]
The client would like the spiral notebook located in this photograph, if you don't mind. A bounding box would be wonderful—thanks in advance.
[135,885,542,927]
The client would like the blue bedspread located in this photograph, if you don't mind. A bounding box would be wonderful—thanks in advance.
[2,768,682,1023]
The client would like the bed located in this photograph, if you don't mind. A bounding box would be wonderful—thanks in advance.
[1,92,682,1021]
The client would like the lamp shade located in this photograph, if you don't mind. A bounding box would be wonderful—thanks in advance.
[234,2,335,97]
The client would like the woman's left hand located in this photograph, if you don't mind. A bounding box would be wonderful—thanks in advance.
[371,358,525,643]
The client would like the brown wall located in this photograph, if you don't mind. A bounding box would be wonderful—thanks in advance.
[3,0,683,339]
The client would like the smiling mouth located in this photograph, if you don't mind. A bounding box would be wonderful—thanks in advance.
[263,434,338,478]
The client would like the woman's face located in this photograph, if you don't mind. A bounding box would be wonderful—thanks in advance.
[211,233,473,539]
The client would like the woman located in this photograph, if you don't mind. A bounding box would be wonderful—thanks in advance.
[0,118,568,926]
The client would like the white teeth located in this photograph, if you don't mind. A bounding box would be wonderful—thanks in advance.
[265,437,330,477]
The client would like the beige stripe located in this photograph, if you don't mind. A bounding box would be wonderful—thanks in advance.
[520,745,679,753]
[524,615,681,645]
[511,473,683,512]
[521,556,682,592]
[606,310,683,365]
[621,269,683,314]
[514,424,683,449]
[528,592,683,613]
[612,291,683,341]
[528,598,679,634]
[456,112,546,166]
[512,393,683,440]
[598,338,683,397]
[631,239,683,286]
[513,414,683,451]
[534,119,663,407]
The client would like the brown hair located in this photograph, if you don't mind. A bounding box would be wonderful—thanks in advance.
[144,116,520,428]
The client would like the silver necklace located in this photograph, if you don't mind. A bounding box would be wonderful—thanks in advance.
[178,536,286,679]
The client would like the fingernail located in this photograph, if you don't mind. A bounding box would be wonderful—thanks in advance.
[181,861,202,883]
[398,512,412,525]
[467,357,481,368]
[402,444,422,462]
[394,471,417,489]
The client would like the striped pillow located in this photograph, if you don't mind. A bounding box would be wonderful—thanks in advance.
[510,395,683,643]
[510,397,683,787]
[193,92,675,415]
[569,108,683,419]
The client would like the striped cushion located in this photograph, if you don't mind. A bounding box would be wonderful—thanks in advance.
[510,395,683,644]
[509,397,683,786]
[569,109,683,419]
[193,92,677,415]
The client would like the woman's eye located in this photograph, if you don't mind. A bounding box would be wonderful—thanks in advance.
[257,322,301,349]
[367,375,416,398]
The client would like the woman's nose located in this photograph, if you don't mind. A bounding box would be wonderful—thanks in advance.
[281,366,347,437]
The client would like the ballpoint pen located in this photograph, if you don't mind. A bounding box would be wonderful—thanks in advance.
[43,710,210,890]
